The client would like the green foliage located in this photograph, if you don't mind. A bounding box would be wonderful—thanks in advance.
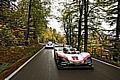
[94,0,118,26]
[60,1,79,45]
[60,0,120,57]
[41,27,65,43]
[0,0,51,46]
[0,63,10,73]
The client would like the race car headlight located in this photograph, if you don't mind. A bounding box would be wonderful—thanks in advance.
[58,56,68,62]
[62,57,69,61]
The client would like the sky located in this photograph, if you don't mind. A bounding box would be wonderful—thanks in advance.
[15,0,116,34]
[15,0,64,33]
[47,0,77,34]
[47,0,66,34]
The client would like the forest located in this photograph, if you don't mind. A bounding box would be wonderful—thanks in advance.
[0,0,120,78]
[59,0,120,66]
[0,0,64,78]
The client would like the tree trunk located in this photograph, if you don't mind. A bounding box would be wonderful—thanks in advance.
[63,19,68,45]
[0,0,4,25]
[69,15,72,46]
[78,0,83,51]
[84,0,88,52]
[116,0,120,40]
[25,0,32,45]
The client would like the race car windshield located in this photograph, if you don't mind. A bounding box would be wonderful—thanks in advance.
[63,48,68,51]
[70,48,75,51]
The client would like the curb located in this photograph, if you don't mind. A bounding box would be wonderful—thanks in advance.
[92,58,120,69]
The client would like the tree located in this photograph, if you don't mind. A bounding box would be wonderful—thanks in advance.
[62,0,89,52]
[0,0,17,46]
[116,0,120,40]
[61,1,80,46]
[0,0,51,46]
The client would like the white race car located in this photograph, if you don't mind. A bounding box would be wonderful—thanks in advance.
[54,47,94,69]
[45,41,54,49]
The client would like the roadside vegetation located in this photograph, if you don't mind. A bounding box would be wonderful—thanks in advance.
[59,0,120,66]
[0,44,42,79]
[0,0,65,78]
[0,0,120,79]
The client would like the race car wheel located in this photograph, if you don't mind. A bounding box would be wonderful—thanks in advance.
[54,53,58,63]
[90,65,94,70]
[54,56,57,63]
[56,59,64,70]
[56,59,61,65]
[57,64,64,70]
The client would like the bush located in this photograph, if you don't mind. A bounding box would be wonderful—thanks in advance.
[0,44,43,75]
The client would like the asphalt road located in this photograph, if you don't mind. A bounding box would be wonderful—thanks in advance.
[9,49,120,80]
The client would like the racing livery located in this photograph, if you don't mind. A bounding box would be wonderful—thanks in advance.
[54,47,94,69]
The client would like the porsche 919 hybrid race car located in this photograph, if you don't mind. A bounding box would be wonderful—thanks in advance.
[54,47,94,70]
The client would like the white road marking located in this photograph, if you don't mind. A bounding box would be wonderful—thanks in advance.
[4,47,45,80]
[92,58,120,69]
[52,50,54,59]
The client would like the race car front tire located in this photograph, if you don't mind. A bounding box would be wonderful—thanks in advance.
[89,65,94,70]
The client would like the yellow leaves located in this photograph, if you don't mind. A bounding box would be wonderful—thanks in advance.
[41,27,65,43]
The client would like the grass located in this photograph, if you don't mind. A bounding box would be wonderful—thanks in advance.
[0,63,11,73]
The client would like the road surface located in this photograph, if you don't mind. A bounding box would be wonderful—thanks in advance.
[8,49,120,80]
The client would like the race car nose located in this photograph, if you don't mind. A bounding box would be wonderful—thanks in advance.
[72,56,79,60]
